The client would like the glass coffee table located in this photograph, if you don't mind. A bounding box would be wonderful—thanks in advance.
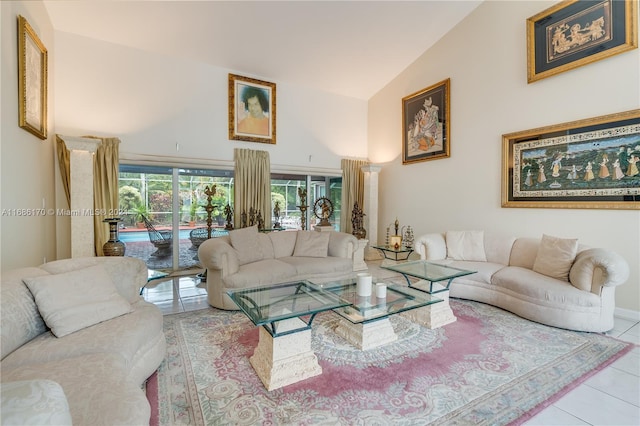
[227,281,350,390]
[313,279,442,350]
[381,260,476,328]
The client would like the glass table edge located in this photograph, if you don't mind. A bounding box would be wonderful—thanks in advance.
[226,280,352,327]
[311,282,444,324]
[381,260,477,280]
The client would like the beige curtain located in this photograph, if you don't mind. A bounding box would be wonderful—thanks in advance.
[92,137,121,256]
[55,135,71,207]
[340,158,369,234]
[234,148,271,229]
[56,136,120,256]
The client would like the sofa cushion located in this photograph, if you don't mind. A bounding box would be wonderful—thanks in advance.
[257,233,275,259]
[293,231,330,257]
[492,266,600,309]
[22,265,132,338]
[39,257,147,304]
[532,234,578,281]
[229,226,263,265]
[446,231,487,261]
[269,231,297,258]
[280,256,353,276]
[224,259,297,288]
[432,259,505,285]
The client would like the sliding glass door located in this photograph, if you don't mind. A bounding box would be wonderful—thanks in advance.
[119,165,341,272]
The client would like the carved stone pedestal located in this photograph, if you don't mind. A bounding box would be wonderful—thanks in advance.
[314,225,334,232]
[249,318,322,391]
[401,281,456,329]
[334,317,398,350]
[353,239,368,271]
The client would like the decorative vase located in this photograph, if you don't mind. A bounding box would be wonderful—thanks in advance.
[103,218,126,256]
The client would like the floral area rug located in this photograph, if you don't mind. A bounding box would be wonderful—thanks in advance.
[147,299,633,425]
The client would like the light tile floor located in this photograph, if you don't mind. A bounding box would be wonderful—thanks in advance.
[142,267,640,426]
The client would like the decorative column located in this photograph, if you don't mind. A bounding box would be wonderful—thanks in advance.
[362,164,382,260]
[58,136,100,258]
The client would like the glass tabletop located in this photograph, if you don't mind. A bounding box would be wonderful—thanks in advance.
[381,260,475,282]
[227,281,350,328]
[311,279,442,324]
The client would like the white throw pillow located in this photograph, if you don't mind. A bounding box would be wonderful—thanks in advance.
[532,234,578,281]
[446,231,487,261]
[229,225,263,265]
[23,265,132,338]
[293,231,330,257]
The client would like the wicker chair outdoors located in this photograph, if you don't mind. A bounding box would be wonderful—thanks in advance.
[142,215,172,257]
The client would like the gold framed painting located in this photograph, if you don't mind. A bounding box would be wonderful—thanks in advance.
[228,74,276,144]
[18,15,48,140]
[527,0,638,83]
[502,109,640,210]
[402,78,450,165]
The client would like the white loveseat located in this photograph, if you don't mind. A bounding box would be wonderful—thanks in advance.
[0,257,166,425]
[415,231,629,332]
[198,226,358,310]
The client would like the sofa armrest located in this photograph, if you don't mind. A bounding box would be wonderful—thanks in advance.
[328,232,357,259]
[198,237,239,277]
[1,380,72,426]
[569,248,630,294]
[415,233,447,260]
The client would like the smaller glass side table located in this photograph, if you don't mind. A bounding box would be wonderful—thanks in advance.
[372,244,414,262]
[381,260,476,329]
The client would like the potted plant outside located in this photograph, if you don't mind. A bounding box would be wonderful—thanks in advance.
[132,204,150,228]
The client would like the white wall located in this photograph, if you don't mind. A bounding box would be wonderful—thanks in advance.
[369,1,640,312]
[1,1,57,270]
[53,32,368,169]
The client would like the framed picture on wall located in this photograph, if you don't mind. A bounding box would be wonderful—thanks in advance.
[228,74,276,144]
[527,0,638,83]
[402,78,450,165]
[18,15,48,140]
[502,109,640,210]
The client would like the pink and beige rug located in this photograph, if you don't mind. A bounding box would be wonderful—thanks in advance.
[147,299,633,425]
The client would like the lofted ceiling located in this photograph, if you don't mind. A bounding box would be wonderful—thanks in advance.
[43,0,482,100]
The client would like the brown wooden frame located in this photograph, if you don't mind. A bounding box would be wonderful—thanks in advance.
[228,74,276,144]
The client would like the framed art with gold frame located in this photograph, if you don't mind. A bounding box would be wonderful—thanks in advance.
[527,0,638,83]
[18,15,48,140]
[402,78,450,165]
[228,74,276,144]
[502,109,640,210]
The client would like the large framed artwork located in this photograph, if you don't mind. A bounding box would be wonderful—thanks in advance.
[502,109,640,210]
[18,15,48,140]
[402,78,450,165]
[228,74,276,144]
[527,0,638,83]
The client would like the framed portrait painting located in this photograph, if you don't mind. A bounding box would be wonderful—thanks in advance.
[18,15,48,140]
[502,109,640,210]
[527,0,638,83]
[228,74,276,144]
[402,78,450,165]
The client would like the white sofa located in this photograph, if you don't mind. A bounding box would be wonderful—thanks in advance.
[0,257,166,425]
[415,231,629,332]
[198,226,358,310]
